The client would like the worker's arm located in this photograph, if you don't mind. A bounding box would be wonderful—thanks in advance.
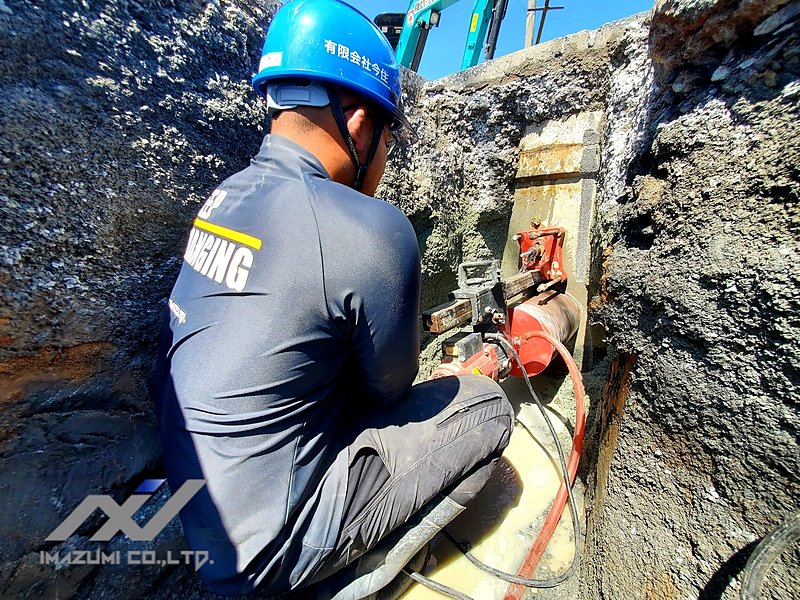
[322,197,421,405]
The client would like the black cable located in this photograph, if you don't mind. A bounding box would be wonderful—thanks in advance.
[404,569,475,600]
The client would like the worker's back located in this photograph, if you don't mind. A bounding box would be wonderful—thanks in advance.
[154,134,421,595]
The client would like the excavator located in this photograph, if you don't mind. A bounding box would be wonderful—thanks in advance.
[375,0,511,72]
[375,0,563,72]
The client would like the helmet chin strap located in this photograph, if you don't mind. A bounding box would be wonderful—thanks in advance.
[327,85,385,191]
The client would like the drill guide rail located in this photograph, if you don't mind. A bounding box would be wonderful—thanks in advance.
[422,270,543,334]
[423,226,566,335]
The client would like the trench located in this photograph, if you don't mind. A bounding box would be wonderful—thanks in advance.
[1,1,799,599]
[386,3,800,597]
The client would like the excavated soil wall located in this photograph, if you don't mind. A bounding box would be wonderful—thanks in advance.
[0,0,798,598]
[586,1,800,598]
[0,0,280,596]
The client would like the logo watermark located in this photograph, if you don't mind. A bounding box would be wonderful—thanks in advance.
[42,479,211,570]
[40,549,211,571]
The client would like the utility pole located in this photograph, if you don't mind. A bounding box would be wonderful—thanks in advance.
[525,0,564,46]
[524,0,537,49]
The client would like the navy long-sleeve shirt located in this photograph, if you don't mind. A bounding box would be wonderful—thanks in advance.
[154,134,420,595]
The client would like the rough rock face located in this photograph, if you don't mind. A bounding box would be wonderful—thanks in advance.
[0,0,278,596]
[588,0,800,598]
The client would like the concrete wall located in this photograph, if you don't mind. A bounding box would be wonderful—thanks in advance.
[1,0,798,598]
[388,15,655,383]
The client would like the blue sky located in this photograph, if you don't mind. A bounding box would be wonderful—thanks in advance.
[345,0,654,79]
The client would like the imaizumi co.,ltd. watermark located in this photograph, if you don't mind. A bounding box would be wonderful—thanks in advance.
[41,479,211,570]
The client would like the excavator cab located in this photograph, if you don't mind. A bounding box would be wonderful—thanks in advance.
[375,12,406,51]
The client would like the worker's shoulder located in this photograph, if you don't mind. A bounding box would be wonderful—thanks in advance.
[310,176,414,234]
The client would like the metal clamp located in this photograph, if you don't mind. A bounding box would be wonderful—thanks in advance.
[456,260,500,290]
[451,260,503,326]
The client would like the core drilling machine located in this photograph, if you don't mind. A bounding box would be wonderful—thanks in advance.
[420,225,587,599]
[423,225,581,379]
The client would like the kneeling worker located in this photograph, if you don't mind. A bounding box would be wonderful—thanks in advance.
[154,0,514,597]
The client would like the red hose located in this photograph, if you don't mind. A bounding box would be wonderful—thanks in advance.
[503,330,586,600]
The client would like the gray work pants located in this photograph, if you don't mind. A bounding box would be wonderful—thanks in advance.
[304,374,514,591]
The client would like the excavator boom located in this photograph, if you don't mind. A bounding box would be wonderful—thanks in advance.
[376,0,509,73]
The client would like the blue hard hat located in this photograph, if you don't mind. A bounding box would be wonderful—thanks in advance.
[252,0,410,130]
